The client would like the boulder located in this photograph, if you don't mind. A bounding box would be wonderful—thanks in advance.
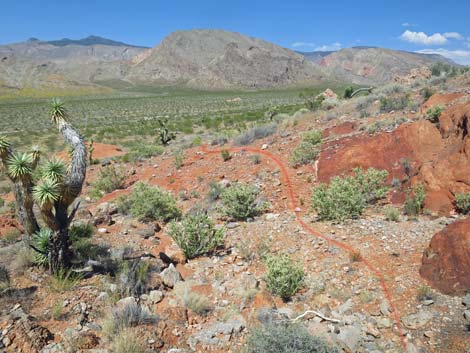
[420,218,470,295]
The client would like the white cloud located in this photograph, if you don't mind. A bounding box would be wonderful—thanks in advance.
[416,48,470,65]
[400,30,448,45]
[402,22,417,27]
[292,42,316,48]
[443,32,464,40]
[314,42,342,51]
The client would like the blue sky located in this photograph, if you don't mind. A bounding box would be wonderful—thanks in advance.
[2,0,470,64]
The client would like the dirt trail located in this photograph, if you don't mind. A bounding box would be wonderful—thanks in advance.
[200,144,408,352]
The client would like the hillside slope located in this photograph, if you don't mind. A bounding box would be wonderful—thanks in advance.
[318,47,455,84]
[128,29,329,89]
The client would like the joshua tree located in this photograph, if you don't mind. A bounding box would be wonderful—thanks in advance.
[157,118,176,145]
[0,99,87,273]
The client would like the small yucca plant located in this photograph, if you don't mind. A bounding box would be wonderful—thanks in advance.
[32,228,51,267]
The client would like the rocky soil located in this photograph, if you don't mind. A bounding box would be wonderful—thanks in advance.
[1,87,470,353]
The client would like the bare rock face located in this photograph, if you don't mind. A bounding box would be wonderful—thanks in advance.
[420,218,470,295]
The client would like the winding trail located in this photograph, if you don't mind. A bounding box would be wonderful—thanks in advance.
[201,144,408,352]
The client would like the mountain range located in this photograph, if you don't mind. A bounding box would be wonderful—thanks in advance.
[0,30,457,94]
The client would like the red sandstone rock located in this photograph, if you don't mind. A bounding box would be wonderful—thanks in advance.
[420,218,470,295]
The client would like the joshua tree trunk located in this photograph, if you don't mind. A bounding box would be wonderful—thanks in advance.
[47,118,87,274]
[12,183,40,237]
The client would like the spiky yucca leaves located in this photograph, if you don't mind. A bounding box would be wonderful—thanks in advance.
[33,179,60,208]
[49,98,67,125]
[7,153,33,181]
[41,158,67,184]
[0,136,11,158]
[32,228,51,267]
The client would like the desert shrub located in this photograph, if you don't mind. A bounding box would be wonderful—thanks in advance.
[355,94,377,111]
[168,211,225,259]
[321,98,339,110]
[207,181,225,202]
[265,253,304,301]
[417,285,434,301]
[221,150,231,161]
[403,183,426,216]
[31,228,51,267]
[311,168,388,222]
[173,151,185,169]
[300,93,325,111]
[104,302,158,339]
[379,95,409,113]
[0,198,4,208]
[384,206,400,222]
[117,260,150,297]
[245,323,340,353]
[124,142,164,161]
[12,246,35,274]
[290,130,322,167]
[112,330,148,353]
[2,229,20,244]
[425,105,444,124]
[118,182,181,222]
[0,264,10,291]
[455,193,470,214]
[233,123,277,146]
[92,164,126,198]
[174,282,211,315]
[69,221,94,243]
[420,87,435,100]
[221,183,266,221]
[376,84,404,95]
[48,268,83,292]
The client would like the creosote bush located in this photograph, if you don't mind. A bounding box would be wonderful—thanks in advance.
[265,253,304,301]
[290,130,322,167]
[245,323,340,353]
[455,192,470,214]
[311,168,389,222]
[117,182,181,222]
[168,211,225,259]
[221,183,266,221]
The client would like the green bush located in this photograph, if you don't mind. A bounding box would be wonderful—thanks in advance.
[118,182,181,222]
[123,142,164,161]
[265,253,304,301]
[379,95,409,113]
[0,198,4,208]
[455,192,470,214]
[290,130,322,167]
[69,221,94,243]
[168,211,225,259]
[221,183,266,221]
[311,168,388,222]
[221,150,231,161]
[245,323,340,353]
[384,206,400,222]
[92,164,126,198]
[403,183,426,216]
[425,106,444,124]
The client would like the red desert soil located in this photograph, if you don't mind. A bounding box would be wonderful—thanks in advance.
[420,92,466,113]
[420,218,470,295]
[0,216,21,237]
[56,142,124,160]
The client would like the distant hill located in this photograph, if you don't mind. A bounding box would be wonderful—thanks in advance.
[46,35,148,48]
[0,31,459,94]
[316,47,456,84]
[127,29,329,89]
